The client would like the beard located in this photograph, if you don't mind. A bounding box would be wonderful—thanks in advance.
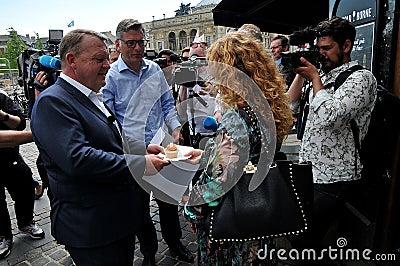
[320,53,344,73]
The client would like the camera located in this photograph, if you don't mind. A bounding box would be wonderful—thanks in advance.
[153,57,168,69]
[153,52,183,69]
[173,56,208,87]
[281,27,320,68]
[17,47,61,102]
[144,49,157,60]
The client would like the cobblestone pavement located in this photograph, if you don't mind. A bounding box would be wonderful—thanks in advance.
[1,140,198,266]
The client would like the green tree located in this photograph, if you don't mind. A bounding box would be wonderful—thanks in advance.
[35,32,44,50]
[4,28,27,69]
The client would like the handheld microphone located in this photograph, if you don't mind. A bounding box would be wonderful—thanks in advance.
[39,55,61,69]
[203,116,218,131]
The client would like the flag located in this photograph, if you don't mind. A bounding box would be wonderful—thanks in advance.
[67,20,74,28]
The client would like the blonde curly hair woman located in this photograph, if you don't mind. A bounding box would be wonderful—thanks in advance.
[184,32,294,265]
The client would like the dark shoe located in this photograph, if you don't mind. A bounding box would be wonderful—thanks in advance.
[0,237,13,259]
[168,241,194,263]
[19,221,45,239]
[142,256,156,266]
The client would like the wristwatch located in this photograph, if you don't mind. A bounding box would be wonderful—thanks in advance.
[0,113,10,121]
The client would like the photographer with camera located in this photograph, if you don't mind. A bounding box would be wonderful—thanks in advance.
[176,35,217,149]
[156,49,181,98]
[287,16,377,250]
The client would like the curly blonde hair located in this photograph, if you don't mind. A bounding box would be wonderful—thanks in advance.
[206,32,293,145]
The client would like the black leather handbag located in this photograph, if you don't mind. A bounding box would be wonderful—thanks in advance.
[205,160,313,243]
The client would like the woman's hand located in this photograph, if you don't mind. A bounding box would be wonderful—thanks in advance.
[184,149,203,164]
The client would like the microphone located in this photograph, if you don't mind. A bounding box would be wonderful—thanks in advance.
[39,55,61,69]
[203,116,218,131]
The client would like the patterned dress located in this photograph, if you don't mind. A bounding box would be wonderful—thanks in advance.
[184,106,277,265]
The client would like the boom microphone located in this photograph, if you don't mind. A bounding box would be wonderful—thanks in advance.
[39,55,61,69]
[203,116,218,131]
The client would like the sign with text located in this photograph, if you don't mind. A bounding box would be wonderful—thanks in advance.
[335,0,376,25]
[351,22,375,71]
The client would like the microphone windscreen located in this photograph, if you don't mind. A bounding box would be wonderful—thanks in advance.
[39,55,61,69]
[203,116,218,131]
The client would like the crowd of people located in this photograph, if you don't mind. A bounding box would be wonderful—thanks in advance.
[0,15,378,266]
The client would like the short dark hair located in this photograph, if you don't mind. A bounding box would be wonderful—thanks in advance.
[158,49,173,57]
[272,35,289,47]
[59,29,107,66]
[314,16,356,48]
[181,46,190,56]
[116,19,144,39]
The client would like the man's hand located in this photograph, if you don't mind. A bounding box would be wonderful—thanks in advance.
[147,143,164,155]
[172,127,184,144]
[34,71,49,99]
[144,154,170,176]
[295,57,324,96]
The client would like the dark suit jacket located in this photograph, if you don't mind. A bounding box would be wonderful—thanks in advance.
[278,61,296,88]
[31,77,147,248]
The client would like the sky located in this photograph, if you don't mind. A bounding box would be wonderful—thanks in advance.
[0,0,195,38]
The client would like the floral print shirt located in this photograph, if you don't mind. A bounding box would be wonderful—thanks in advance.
[299,61,377,184]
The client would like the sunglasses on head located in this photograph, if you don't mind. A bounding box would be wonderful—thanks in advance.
[119,39,147,48]
[191,42,207,48]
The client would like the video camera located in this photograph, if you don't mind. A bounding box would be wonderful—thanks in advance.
[17,48,61,102]
[17,30,63,102]
[173,56,208,87]
[153,52,183,69]
[281,26,320,68]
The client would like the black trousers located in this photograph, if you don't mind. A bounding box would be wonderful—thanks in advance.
[0,155,35,239]
[65,232,136,266]
[292,181,353,249]
[137,190,182,258]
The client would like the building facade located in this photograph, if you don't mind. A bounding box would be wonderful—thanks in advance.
[143,0,226,54]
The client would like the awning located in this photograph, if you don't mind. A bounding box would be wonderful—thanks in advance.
[212,0,329,35]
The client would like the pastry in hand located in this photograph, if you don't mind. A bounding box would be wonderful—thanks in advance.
[165,143,178,159]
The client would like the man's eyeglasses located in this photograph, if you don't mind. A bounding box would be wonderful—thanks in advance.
[270,45,282,50]
[119,39,147,48]
[191,42,207,48]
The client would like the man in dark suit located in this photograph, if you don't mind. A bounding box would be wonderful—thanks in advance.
[30,29,169,266]
[270,35,296,89]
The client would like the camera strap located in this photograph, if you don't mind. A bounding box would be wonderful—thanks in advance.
[296,81,312,140]
[296,71,327,140]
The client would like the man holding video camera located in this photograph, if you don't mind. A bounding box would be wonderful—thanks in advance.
[176,35,217,149]
[287,16,377,249]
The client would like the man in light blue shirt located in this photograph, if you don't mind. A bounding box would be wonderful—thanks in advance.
[102,19,193,266]
[102,41,181,145]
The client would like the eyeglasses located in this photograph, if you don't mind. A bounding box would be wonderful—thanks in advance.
[191,42,207,48]
[270,45,282,50]
[119,39,147,48]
